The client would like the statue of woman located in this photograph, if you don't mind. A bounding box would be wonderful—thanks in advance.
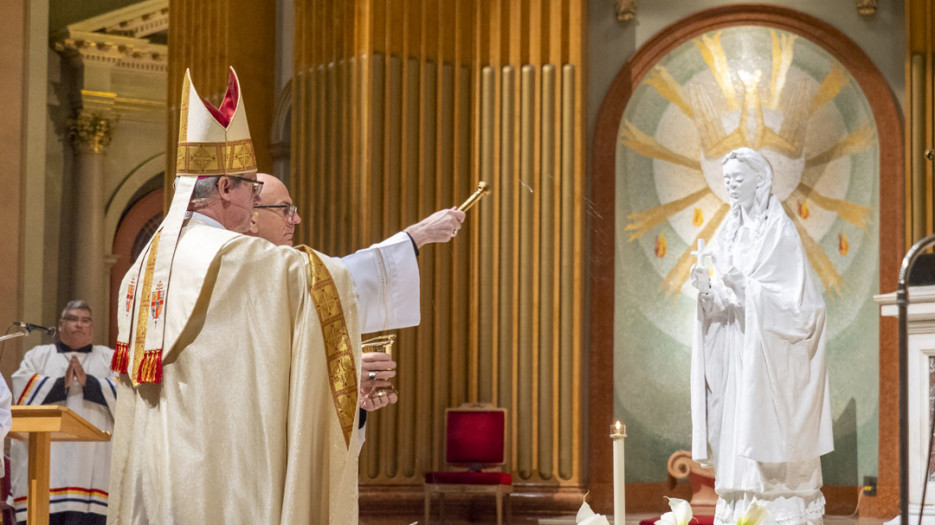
[689,147,834,524]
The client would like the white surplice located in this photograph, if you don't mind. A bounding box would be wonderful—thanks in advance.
[690,195,833,525]
[11,343,116,523]
[342,231,420,334]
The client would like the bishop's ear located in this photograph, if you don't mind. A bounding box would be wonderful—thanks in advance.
[215,175,235,200]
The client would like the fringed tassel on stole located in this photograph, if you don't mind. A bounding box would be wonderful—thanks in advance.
[135,349,163,384]
[112,342,130,374]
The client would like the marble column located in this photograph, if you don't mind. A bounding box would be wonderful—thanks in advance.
[67,111,114,317]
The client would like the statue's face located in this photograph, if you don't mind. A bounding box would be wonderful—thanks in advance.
[722,158,759,209]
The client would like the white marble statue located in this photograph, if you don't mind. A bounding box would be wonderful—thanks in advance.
[688,147,834,525]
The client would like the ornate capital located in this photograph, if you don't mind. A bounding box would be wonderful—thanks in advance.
[67,111,116,154]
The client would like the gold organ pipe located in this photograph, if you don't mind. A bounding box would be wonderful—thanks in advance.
[498,65,516,473]
[910,54,926,244]
[479,67,496,403]
[540,63,556,480]
[560,64,576,480]
[518,64,535,479]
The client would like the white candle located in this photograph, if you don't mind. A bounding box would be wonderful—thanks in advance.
[610,421,627,525]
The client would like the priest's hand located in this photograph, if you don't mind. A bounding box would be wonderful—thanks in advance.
[70,356,87,387]
[404,208,465,248]
[360,389,398,411]
[359,352,398,412]
[64,359,75,388]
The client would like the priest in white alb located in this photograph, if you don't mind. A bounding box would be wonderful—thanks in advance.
[12,300,115,525]
[107,67,462,525]
[689,148,833,525]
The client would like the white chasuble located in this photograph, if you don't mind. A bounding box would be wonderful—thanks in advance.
[12,343,116,523]
[690,196,833,525]
[108,219,362,524]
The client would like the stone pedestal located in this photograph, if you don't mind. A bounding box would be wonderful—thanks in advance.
[876,285,935,524]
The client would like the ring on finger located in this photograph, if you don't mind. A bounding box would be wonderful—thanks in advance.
[368,371,377,381]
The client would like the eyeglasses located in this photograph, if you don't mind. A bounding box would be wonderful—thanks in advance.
[218,175,264,197]
[62,315,92,325]
[255,204,298,220]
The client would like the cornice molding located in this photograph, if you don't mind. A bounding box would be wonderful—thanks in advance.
[53,30,167,73]
[67,0,169,38]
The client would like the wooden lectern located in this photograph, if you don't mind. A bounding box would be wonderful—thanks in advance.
[9,406,111,525]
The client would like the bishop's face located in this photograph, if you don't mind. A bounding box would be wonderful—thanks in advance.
[722,158,759,211]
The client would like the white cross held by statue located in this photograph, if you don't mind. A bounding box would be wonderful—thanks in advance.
[691,238,710,267]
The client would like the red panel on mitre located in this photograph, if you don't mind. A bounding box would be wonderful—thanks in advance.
[201,69,240,128]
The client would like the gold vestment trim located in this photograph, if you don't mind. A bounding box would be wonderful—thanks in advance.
[298,246,358,448]
[131,230,162,386]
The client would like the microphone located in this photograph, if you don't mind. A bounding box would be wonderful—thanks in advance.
[14,322,56,336]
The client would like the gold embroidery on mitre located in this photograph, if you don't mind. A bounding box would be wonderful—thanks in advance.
[176,139,258,176]
[178,76,190,143]
[297,246,358,447]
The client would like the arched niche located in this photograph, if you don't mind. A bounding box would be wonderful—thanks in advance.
[589,4,902,517]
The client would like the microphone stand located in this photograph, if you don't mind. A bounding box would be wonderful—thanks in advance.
[897,233,935,525]
[0,331,27,343]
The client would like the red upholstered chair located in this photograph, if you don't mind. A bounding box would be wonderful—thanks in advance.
[424,404,512,524]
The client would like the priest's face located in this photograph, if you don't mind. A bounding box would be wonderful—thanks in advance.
[253,173,302,246]
[58,308,93,348]
[722,158,759,210]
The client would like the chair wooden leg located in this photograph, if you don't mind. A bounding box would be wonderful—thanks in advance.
[506,492,512,524]
[424,489,431,525]
[496,491,503,525]
[440,492,446,524]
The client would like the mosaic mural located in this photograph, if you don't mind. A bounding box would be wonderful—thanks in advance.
[614,25,880,484]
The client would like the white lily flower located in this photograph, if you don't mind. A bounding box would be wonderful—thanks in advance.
[655,497,693,525]
[737,499,769,525]
[575,493,611,525]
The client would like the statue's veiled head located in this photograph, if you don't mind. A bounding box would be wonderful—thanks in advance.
[721,147,773,215]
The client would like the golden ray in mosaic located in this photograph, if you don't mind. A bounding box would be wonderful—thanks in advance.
[805,123,875,169]
[790,183,873,231]
[646,66,694,119]
[625,187,712,241]
[619,120,703,171]
[768,30,797,110]
[694,31,739,111]
[738,69,765,149]
[810,64,850,114]
[783,202,844,296]
[688,85,745,158]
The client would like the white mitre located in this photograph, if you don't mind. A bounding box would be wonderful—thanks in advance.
[113,67,256,385]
